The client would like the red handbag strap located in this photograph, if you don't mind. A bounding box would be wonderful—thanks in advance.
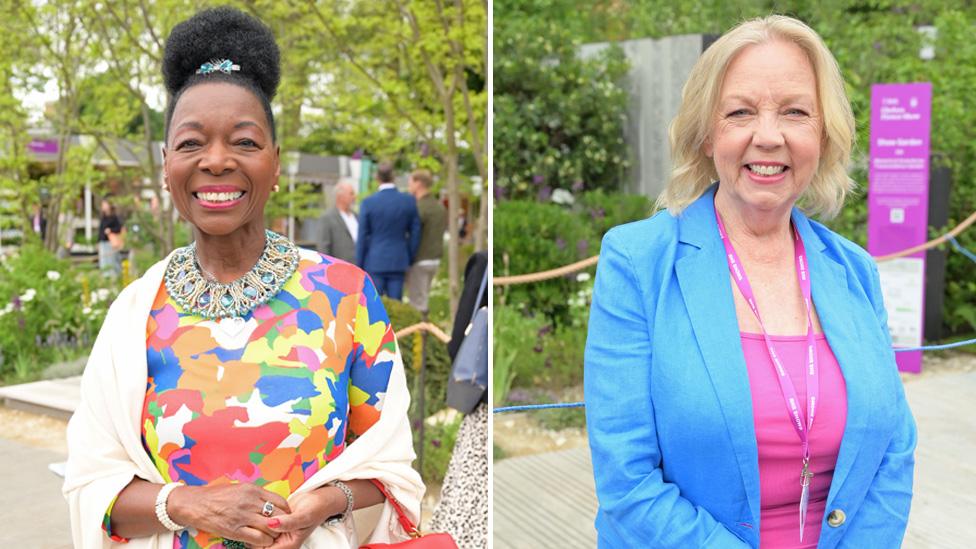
[370,479,421,537]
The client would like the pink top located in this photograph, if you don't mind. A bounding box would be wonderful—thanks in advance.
[742,332,848,549]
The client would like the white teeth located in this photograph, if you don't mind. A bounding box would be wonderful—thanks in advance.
[747,164,786,176]
[198,191,244,202]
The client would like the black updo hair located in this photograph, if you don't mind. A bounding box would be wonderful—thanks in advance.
[162,6,281,143]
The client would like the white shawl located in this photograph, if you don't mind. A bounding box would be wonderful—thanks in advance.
[63,254,424,548]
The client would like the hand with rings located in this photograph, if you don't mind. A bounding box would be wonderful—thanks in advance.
[168,483,291,547]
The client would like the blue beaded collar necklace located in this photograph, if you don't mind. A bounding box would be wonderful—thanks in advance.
[163,230,299,319]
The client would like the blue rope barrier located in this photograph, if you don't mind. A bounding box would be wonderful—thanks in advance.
[948,235,976,264]
[493,402,586,414]
[494,339,976,413]
[896,337,976,352]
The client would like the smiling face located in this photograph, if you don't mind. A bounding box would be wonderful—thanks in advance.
[163,82,279,237]
[705,40,822,218]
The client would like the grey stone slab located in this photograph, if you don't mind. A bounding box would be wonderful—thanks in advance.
[0,376,81,420]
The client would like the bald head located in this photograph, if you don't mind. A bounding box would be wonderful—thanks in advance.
[335,180,357,212]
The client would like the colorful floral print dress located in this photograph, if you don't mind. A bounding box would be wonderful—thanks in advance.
[103,249,397,548]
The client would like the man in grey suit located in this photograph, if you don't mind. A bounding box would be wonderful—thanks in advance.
[321,180,358,262]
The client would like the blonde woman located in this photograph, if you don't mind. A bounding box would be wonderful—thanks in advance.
[584,15,915,548]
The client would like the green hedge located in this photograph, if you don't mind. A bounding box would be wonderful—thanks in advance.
[493,191,653,325]
[381,297,456,484]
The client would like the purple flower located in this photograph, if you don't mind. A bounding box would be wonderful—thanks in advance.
[412,419,421,430]
[572,180,584,193]
[555,237,566,250]
[12,297,21,310]
[590,207,605,221]
[537,324,553,337]
[537,185,552,202]
[533,343,544,353]
[494,183,506,200]
[17,317,25,330]
[419,143,430,157]
[577,239,589,256]
[431,439,441,448]
[506,388,534,403]
[532,174,545,185]
[351,149,364,160]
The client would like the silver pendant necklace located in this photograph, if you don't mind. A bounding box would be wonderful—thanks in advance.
[163,230,299,319]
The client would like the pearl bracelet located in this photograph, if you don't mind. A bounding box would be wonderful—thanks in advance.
[155,482,186,531]
[323,480,354,527]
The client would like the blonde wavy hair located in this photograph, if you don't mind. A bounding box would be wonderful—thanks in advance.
[657,15,855,219]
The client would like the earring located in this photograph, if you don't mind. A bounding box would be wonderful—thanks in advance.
[272,184,280,192]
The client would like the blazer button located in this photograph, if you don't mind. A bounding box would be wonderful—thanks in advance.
[827,509,846,527]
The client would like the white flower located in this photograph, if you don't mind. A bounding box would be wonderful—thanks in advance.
[91,288,111,303]
[551,188,575,205]
[20,288,36,302]
[46,270,61,281]
[82,307,92,315]
[576,272,591,283]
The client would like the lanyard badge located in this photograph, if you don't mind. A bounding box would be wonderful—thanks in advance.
[715,209,820,542]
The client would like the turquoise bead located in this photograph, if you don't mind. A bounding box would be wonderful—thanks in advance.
[243,286,258,299]
[276,244,288,253]
[199,292,211,306]
[220,293,234,308]
[261,272,274,284]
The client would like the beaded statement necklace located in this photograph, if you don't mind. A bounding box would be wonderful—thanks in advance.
[163,230,299,319]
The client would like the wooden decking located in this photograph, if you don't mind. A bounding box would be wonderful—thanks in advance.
[494,370,976,548]
[493,448,598,548]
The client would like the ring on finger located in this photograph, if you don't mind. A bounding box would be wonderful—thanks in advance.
[261,501,275,517]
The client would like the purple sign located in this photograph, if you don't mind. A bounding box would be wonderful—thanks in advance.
[867,83,932,373]
[28,139,58,154]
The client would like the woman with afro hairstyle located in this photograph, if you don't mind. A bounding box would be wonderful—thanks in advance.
[64,7,423,549]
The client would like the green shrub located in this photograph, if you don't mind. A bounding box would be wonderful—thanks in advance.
[381,296,453,421]
[0,245,116,384]
[381,297,458,484]
[417,416,462,485]
[494,200,597,325]
[493,303,549,388]
[577,189,654,240]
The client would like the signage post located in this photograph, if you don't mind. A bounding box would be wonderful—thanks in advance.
[867,82,932,373]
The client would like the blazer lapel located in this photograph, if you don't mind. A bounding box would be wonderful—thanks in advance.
[674,188,761,523]
[791,213,873,508]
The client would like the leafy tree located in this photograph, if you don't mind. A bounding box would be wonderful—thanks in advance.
[297,0,488,315]
[494,0,630,200]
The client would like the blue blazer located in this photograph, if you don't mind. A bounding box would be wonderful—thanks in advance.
[356,187,421,274]
[584,186,916,548]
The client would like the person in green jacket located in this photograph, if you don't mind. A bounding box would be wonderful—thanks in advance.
[405,169,447,312]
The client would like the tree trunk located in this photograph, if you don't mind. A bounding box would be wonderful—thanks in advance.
[444,100,461,319]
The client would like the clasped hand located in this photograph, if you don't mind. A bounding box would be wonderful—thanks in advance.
[173,484,338,548]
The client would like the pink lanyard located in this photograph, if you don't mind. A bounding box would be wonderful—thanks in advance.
[715,209,819,541]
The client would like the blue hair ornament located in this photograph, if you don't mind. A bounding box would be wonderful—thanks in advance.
[196,59,241,75]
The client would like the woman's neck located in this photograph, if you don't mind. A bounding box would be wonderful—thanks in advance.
[714,190,794,264]
[193,223,267,283]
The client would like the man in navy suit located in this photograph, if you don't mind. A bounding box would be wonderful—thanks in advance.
[356,162,421,299]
